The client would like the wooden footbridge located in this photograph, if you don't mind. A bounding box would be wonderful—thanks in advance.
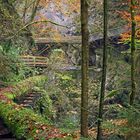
[20,26,131,68]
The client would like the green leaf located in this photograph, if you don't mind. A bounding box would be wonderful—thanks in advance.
[0,45,3,52]
[105,88,128,99]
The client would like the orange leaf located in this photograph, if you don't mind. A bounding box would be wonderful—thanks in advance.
[36,130,39,134]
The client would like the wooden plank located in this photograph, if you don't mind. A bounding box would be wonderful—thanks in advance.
[20,56,47,59]
[26,62,47,65]
[20,57,47,62]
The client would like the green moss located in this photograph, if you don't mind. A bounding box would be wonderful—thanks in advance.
[0,99,69,139]
[5,93,16,99]
[0,101,51,139]
[33,88,54,119]
[4,75,47,99]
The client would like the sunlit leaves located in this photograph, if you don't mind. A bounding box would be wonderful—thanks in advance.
[119,0,140,42]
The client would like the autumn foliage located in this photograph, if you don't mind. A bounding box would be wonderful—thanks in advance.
[119,0,140,41]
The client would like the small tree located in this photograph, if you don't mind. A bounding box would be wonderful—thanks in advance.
[80,0,89,137]
[97,0,108,139]
[129,0,136,105]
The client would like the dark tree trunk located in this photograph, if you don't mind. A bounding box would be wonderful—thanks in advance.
[97,0,108,139]
[80,0,89,137]
[130,0,136,105]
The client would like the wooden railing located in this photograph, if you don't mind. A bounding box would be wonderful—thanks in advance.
[20,55,48,68]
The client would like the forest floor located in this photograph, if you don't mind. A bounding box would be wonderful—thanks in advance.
[1,83,140,140]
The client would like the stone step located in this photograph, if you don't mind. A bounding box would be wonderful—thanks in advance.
[24,95,40,99]
[22,104,34,108]
[16,91,41,109]
[23,100,33,103]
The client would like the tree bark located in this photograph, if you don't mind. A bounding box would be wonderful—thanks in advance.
[80,0,89,137]
[129,0,136,105]
[97,0,108,139]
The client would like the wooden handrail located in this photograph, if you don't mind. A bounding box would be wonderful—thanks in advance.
[20,55,47,59]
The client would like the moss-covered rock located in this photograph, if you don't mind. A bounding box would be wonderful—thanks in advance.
[3,75,47,99]
[33,87,55,119]
[0,100,69,139]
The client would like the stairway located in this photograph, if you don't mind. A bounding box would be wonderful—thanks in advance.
[16,91,41,109]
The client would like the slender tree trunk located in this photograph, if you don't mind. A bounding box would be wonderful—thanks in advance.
[30,0,40,22]
[80,0,89,137]
[97,0,108,139]
[130,0,136,105]
[23,0,28,23]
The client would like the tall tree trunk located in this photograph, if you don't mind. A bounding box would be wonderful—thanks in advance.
[135,51,140,102]
[129,0,136,105]
[97,0,108,139]
[80,0,89,137]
